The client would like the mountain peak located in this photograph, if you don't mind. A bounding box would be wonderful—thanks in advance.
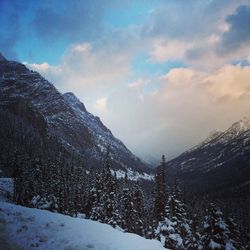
[0,52,7,62]
[64,92,79,102]
[237,116,250,129]
[64,92,87,113]
[228,115,250,135]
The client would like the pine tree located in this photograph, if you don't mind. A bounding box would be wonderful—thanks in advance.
[102,146,121,228]
[154,155,167,223]
[89,146,122,228]
[120,173,136,232]
[89,170,104,222]
[186,213,202,250]
[57,162,67,213]
[133,182,145,236]
[226,216,242,250]
[72,166,86,216]
[201,203,238,250]
[12,152,24,204]
[155,176,191,249]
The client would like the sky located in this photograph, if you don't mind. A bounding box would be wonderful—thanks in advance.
[1,0,250,162]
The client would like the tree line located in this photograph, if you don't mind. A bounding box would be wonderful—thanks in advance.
[12,149,246,249]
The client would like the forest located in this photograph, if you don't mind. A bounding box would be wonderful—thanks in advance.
[0,109,249,249]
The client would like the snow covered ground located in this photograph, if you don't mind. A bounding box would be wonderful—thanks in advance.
[0,178,166,250]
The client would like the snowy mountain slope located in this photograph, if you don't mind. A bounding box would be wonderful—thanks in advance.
[0,179,165,250]
[167,116,250,190]
[0,53,150,174]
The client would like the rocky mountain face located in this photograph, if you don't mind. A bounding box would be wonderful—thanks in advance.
[0,54,150,175]
[167,116,250,192]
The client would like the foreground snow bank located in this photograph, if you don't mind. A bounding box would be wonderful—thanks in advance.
[0,201,165,250]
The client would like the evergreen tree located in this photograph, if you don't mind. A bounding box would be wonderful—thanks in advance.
[201,203,237,250]
[154,155,167,223]
[186,213,202,250]
[226,216,242,250]
[156,188,182,248]
[89,171,104,222]
[72,166,86,216]
[89,146,122,228]
[120,173,136,232]
[155,176,192,249]
[102,146,121,228]
[133,182,145,236]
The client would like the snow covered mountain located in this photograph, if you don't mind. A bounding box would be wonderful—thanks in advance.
[167,116,250,191]
[0,53,151,175]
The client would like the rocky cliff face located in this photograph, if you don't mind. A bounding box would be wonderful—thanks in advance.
[0,54,150,174]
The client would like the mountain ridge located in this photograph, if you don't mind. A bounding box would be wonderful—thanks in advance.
[0,54,151,175]
[167,115,250,191]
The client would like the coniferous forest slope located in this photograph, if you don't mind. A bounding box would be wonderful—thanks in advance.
[0,53,249,249]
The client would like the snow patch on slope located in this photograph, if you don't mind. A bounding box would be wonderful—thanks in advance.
[111,169,154,181]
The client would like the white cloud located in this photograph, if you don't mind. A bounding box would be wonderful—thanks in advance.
[95,97,107,112]
[23,1,250,161]
[24,62,61,75]
[218,20,230,32]
[26,42,133,100]
[128,78,149,89]
[145,1,250,70]
[95,64,250,160]
[149,40,192,63]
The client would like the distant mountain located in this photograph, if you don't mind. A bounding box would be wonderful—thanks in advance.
[0,53,151,176]
[167,116,250,192]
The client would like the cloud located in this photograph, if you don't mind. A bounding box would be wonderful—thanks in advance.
[26,42,133,99]
[128,78,149,89]
[95,97,108,113]
[149,40,192,63]
[3,0,249,70]
[28,0,250,71]
[143,0,241,40]
[21,0,250,161]
[24,62,61,75]
[31,0,105,44]
[219,5,250,54]
[145,1,250,70]
[93,64,250,160]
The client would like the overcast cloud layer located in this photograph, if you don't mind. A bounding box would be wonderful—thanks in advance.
[1,0,250,162]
